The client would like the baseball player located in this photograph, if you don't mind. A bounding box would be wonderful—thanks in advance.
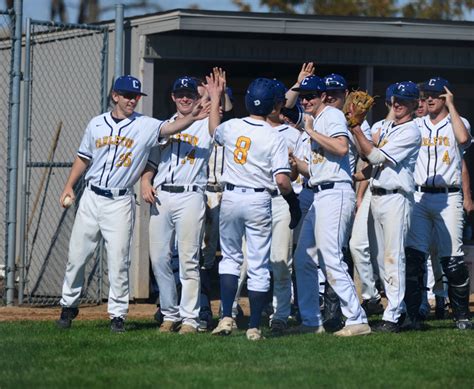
[207,75,301,341]
[321,73,377,328]
[349,84,400,317]
[56,75,208,332]
[404,77,472,330]
[266,79,302,333]
[141,76,215,335]
[351,81,421,333]
[291,75,370,337]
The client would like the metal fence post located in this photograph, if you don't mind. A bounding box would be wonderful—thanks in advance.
[115,4,124,80]
[18,17,33,305]
[6,0,23,305]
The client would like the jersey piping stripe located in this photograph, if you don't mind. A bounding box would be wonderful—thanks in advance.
[99,116,115,186]
[423,119,432,187]
[380,149,397,165]
[78,151,92,160]
[278,126,289,132]
[243,119,263,126]
[273,167,292,175]
[105,118,135,187]
[330,132,349,139]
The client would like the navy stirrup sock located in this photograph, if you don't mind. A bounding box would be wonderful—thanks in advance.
[220,274,239,318]
[248,290,268,329]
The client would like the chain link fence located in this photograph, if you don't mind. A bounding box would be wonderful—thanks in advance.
[21,20,109,305]
[0,9,14,302]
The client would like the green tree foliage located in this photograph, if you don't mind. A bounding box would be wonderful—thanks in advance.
[233,0,474,20]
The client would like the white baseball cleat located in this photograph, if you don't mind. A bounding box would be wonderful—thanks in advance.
[211,317,235,336]
[334,323,371,337]
[246,328,264,341]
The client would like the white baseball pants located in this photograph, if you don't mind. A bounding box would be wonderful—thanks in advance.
[270,195,293,322]
[370,192,413,323]
[149,190,204,328]
[60,188,135,319]
[219,190,272,292]
[349,189,381,302]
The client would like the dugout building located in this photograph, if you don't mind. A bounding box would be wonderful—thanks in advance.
[6,8,474,303]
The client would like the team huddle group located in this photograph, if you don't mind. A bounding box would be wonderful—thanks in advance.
[56,62,473,339]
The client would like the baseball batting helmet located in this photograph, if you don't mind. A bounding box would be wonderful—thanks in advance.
[291,75,326,93]
[420,77,450,93]
[245,78,276,116]
[392,81,419,101]
[272,79,287,104]
[323,73,348,90]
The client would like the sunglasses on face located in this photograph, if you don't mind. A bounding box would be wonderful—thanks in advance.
[174,91,198,99]
[424,93,443,99]
[119,92,141,100]
[301,93,320,101]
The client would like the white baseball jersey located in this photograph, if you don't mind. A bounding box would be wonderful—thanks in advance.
[347,120,372,175]
[214,117,291,190]
[293,131,311,194]
[207,144,225,185]
[370,119,421,193]
[148,116,212,188]
[274,123,301,192]
[308,106,352,186]
[414,115,471,188]
[78,112,164,189]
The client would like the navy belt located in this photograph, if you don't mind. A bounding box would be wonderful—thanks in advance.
[417,186,460,194]
[89,184,127,198]
[311,183,335,193]
[160,185,199,193]
[206,184,223,193]
[225,183,277,196]
[371,187,398,196]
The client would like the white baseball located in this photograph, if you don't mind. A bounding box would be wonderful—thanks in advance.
[63,195,74,208]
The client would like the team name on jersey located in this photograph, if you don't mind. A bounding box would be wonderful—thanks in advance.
[96,135,134,149]
[171,133,199,146]
[422,136,450,147]
[312,147,325,164]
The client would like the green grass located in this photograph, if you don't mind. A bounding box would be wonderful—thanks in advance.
[1,319,473,388]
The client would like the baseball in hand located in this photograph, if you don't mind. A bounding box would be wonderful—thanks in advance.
[62,195,74,208]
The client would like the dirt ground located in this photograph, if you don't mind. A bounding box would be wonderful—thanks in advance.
[0,299,250,322]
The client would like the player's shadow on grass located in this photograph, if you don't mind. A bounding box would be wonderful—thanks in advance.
[123,321,159,331]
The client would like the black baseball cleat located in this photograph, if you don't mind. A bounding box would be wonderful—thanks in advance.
[110,317,125,333]
[372,320,400,333]
[435,296,448,320]
[455,319,472,330]
[56,307,79,329]
[361,299,384,316]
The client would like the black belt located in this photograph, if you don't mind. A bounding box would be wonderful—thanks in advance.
[371,188,398,196]
[225,183,265,192]
[160,185,199,193]
[417,186,460,194]
[89,184,127,198]
[206,184,223,193]
[311,183,335,193]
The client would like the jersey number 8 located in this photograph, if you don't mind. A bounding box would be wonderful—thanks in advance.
[234,136,251,165]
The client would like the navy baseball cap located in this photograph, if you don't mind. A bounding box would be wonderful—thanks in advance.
[113,75,147,96]
[172,76,199,94]
[272,79,287,103]
[281,104,305,127]
[225,86,234,102]
[393,81,419,101]
[385,83,398,103]
[420,77,450,93]
[324,73,348,90]
[292,75,326,93]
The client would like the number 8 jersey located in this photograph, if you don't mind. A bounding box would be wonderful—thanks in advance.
[414,115,471,188]
[214,117,291,190]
